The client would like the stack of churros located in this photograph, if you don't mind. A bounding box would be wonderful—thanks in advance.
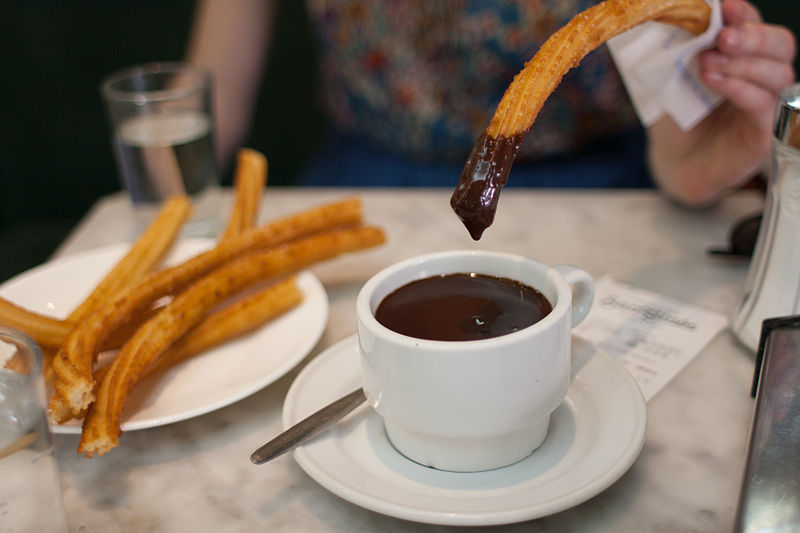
[0,148,386,457]
[450,0,712,240]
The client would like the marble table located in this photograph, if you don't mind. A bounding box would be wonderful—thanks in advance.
[50,187,764,532]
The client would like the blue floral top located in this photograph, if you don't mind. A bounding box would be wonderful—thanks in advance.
[305,0,640,163]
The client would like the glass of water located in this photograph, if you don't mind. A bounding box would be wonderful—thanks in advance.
[101,62,220,235]
[0,327,68,533]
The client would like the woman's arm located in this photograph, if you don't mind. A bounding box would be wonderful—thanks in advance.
[187,0,279,172]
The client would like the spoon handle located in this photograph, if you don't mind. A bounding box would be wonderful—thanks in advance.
[250,388,366,465]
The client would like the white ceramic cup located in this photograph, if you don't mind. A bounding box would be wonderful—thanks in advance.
[356,250,594,472]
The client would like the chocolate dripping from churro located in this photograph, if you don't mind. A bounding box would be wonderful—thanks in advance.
[450,130,523,240]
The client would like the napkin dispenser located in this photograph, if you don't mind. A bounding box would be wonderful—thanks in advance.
[734,315,800,532]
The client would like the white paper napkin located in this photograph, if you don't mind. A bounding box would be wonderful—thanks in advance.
[607,0,723,131]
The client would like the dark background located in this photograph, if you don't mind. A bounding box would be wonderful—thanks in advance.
[0,1,797,283]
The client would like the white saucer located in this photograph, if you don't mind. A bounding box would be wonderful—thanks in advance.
[283,335,647,526]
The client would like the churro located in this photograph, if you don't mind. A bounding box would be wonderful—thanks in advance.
[50,197,365,422]
[0,196,189,348]
[220,148,267,241]
[450,0,712,239]
[68,195,192,323]
[92,276,303,385]
[79,225,386,456]
[2,351,27,374]
[0,297,73,349]
[143,275,301,378]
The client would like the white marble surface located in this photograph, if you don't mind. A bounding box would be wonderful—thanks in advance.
[49,187,765,532]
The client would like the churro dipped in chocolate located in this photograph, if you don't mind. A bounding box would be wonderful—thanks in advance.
[450,0,712,240]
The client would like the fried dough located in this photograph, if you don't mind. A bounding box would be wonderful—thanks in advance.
[451,0,712,240]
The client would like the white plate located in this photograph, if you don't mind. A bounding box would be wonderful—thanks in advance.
[0,239,329,434]
[284,335,647,526]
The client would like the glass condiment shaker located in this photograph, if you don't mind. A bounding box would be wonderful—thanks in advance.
[731,83,800,351]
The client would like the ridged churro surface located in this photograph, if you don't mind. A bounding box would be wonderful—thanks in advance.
[451,0,711,240]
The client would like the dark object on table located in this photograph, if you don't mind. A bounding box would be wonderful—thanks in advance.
[707,213,762,259]
[734,315,800,532]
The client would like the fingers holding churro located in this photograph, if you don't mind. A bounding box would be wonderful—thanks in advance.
[450,0,713,240]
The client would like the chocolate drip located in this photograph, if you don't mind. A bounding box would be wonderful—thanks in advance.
[450,131,523,240]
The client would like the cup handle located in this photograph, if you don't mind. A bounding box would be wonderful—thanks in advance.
[553,265,595,327]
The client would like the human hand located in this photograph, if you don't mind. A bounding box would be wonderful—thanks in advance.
[699,0,795,132]
[648,0,796,206]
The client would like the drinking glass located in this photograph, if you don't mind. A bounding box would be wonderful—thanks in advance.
[101,61,220,234]
[0,327,68,533]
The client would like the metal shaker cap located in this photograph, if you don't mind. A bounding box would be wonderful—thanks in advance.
[774,83,800,150]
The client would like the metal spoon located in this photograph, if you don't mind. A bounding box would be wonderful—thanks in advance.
[250,388,366,465]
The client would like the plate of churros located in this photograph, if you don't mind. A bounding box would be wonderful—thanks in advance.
[0,238,329,434]
[0,149,387,457]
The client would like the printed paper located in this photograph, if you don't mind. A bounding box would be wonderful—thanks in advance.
[573,276,729,401]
